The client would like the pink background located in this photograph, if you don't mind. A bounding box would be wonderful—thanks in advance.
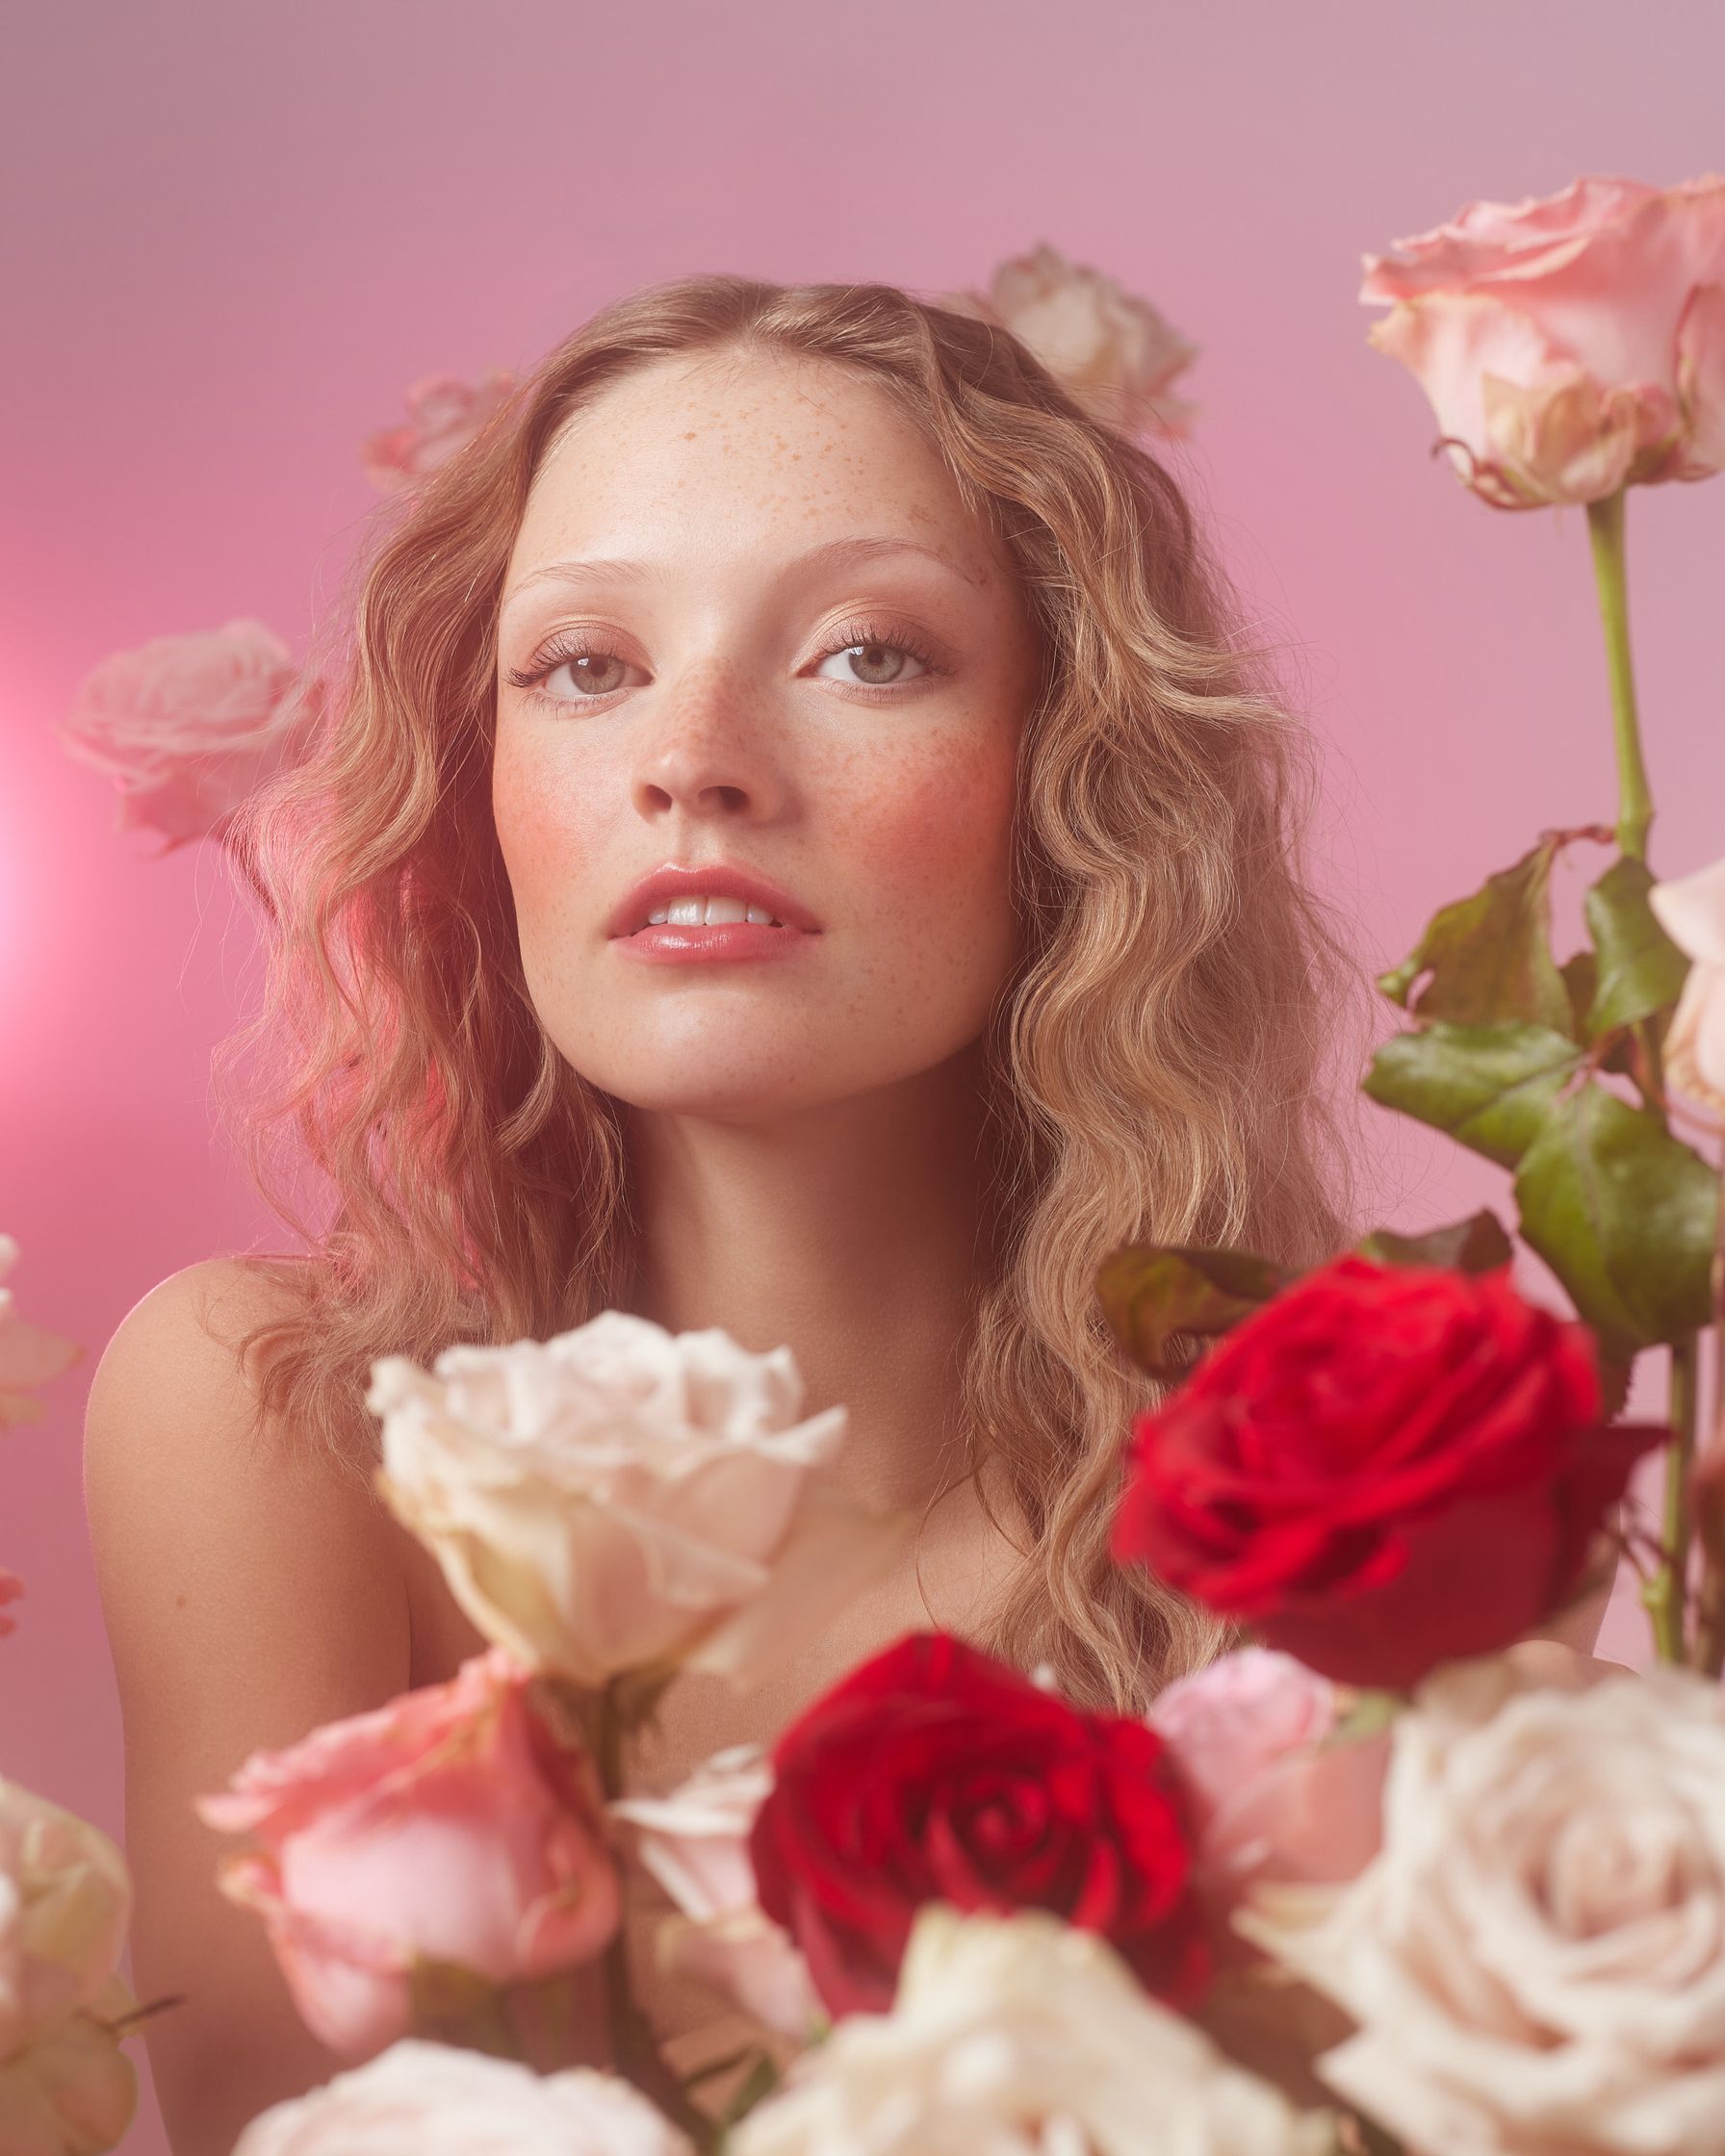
[5,4,1723,2147]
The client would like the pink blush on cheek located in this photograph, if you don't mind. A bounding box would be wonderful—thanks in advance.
[842,741,1017,911]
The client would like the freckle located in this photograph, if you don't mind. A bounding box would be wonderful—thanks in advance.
[175,1593,187,1608]
[682,431,697,440]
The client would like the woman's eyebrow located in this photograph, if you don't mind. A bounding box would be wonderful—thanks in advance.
[501,532,986,617]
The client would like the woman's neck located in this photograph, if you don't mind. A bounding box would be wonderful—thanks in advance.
[617,1040,1009,1526]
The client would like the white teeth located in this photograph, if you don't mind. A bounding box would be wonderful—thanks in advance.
[642,895,785,928]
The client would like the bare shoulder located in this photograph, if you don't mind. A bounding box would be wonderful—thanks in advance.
[82,1255,417,2149]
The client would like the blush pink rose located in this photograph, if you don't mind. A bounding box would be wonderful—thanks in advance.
[1360,172,1725,507]
[1649,853,1725,1123]
[0,1238,78,1431]
[1148,1649,1388,1928]
[196,1648,621,2060]
[359,369,516,493]
[943,242,1199,439]
[58,620,324,851]
[610,1743,823,2042]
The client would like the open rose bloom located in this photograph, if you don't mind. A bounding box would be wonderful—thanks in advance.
[196,1648,620,2060]
[367,1310,909,1691]
[1361,173,1725,506]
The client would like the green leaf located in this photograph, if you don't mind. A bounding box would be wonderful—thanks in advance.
[1582,854,1692,1040]
[1362,1021,1586,1168]
[715,2050,783,2137]
[1512,1082,1720,1361]
[1095,1244,1296,1380]
[1376,834,1573,1035]
[1354,1210,1515,1274]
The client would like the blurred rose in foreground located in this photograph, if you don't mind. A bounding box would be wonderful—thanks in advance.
[1361,172,1725,507]
[611,1742,823,2043]
[1238,1653,1725,2154]
[57,619,325,851]
[196,1648,620,2060]
[0,1777,139,2156]
[0,1239,78,1431]
[359,369,516,494]
[729,1905,1333,2156]
[367,1311,909,1692]
[941,240,1198,438]
[1649,853,1725,1123]
[232,2038,694,2156]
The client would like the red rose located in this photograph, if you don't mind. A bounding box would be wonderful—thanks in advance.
[747,1630,1209,2019]
[1110,1253,1664,1691]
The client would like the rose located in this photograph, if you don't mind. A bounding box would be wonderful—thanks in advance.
[747,1630,1209,2019]
[1237,1653,1725,2155]
[729,1905,1333,2156]
[1110,1253,1663,1691]
[367,1311,910,1692]
[0,1778,138,2156]
[231,2037,695,2156]
[358,369,516,494]
[942,240,1199,437]
[0,1240,78,1430]
[609,1743,823,2041]
[195,1648,620,2059]
[1148,1649,1388,1915]
[56,620,324,850]
[0,1572,19,1641]
[1359,172,1725,508]
[1649,852,1725,1122]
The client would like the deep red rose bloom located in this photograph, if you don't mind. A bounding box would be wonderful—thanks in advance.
[747,1630,1210,2020]
[1110,1253,1664,1691]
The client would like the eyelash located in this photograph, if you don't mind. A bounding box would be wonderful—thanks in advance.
[504,616,947,711]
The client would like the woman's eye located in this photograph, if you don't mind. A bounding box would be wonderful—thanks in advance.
[538,649,641,699]
[811,639,931,689]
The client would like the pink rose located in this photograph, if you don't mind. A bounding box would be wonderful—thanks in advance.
[0,1570,21,1641]
[58,620,324,851]
[359,369,516,494]
[196,1649,621,2060]
[610,1743,823,2041]
[943,242,1198,438]
[1649,853,1725,1122]
[233,2038,694,2156]
[1360,172,1725,507]
[1148,1649,1387,1923]
[0,1238,78,1431]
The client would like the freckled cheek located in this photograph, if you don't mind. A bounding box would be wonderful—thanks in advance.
[841,738,1018,931]
[490,741,611,934]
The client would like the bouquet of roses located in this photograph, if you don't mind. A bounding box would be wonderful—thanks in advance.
[20,179,1725,2154]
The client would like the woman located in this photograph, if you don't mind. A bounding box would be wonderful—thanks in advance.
[83,273,1586,2152]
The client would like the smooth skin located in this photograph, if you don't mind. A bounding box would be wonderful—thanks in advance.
[82,346,1614,2154]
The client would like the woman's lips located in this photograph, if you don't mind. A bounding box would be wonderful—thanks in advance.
[613,921,815,965]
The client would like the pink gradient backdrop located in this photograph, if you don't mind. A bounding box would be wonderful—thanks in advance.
[4,4,1723,2147]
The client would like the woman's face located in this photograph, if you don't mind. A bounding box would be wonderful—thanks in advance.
[492,346,1043,1122]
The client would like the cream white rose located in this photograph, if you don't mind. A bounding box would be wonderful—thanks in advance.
[367,1311,910,1690]
[1650,854,1725,1122]
[57,620,323,850]
[0,1974,139,2156]
[232,2037,694,2155]
[944,241,1198,438]
[0,1240,78,1430]
[1237,1656,1725,2155]
[610,1742,823,2041]
[729,1904,1335,2156]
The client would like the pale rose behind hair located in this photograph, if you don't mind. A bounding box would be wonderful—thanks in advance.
[367,1310,911,1691]
[57,619,325,851]
[942,240,1199,439]
[1238,1654,1725,2155]
[1649,853,1725,1123]
[1149,1648,1387,1908]
[729,1904,1334,2156]
[231,2038,695,2156]
[1361,172,1725,507]
[0,1777,139,2155]
[610,1743,823,2041]
[0,1238,79,1431]
[196,1648,620,2060]
[359,369,517,494]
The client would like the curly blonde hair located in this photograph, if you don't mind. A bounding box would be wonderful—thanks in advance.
[219,271,1380,1713]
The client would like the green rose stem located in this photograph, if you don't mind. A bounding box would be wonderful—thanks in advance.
[592,1682,722,2155]
[1586,482,1701,1664]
